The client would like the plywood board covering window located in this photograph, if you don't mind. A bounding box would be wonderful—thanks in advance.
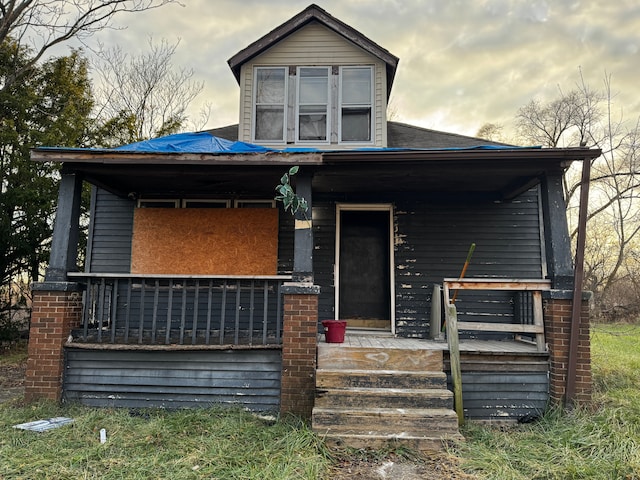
[131,208,278,275]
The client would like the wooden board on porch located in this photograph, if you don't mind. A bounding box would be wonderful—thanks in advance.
[323,334,547,355]
[344,319,389,329]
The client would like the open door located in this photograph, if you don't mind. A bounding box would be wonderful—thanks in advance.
[336,206,394,332]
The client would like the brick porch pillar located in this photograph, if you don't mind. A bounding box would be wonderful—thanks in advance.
[25,282,82,402]
[543,293,592,406]
[280,283,320,419]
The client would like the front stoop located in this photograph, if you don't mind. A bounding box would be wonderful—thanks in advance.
[312,342,463,451]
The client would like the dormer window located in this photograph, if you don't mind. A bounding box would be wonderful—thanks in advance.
[252,65,374,145]
[340,66,373,142]
[254,67,287,142]
[297,67,329,142]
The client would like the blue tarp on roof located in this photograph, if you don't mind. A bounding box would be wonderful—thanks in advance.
[114,132,274,153]
[113,131,532,154]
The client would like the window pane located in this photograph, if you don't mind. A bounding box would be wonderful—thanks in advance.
[256,106,284,141]
[341,107,371,142]
[299,68,328,103]
[342,68,371,104]
[256,68,285,104]
[299,105,327,141]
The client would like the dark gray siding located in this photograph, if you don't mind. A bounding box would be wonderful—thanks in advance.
[277,210,294,274]
[64,348,281,410]
[313,201,337,324]
[312,188,544,338]
[445,353,549,421]
[394,188,543,338]
[87,188,134,273]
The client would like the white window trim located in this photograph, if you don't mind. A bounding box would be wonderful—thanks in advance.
[252,66,287,144]
[137,199,179,208]
[137,199,278,209]
[338,66,374,145]
[234,199,276,208]
[295,66,331,144]
[182,199,231,208]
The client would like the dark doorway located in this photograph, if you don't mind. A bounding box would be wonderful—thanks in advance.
[338,210,391,329]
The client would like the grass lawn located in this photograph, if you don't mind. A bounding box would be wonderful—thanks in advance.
[456,322,640,479]
[2,324,640,479]
[0,403,330,479]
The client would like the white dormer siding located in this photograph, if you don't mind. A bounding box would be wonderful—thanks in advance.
[238,22,388,149]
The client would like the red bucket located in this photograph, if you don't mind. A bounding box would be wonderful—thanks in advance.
[322,320,347,343]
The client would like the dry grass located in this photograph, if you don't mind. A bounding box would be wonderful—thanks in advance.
[456,323,640,479]
[0,403,330,479]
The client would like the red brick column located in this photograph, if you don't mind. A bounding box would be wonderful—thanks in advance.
[280,284,320,419]
[544,295,592,406]
[25,283,82,402]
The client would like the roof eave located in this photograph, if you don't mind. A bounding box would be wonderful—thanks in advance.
[32,146,602,167]
[321,147,602,164]
[31,148,324,166]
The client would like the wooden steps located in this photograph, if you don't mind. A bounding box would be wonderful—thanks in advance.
[313,341,463,451]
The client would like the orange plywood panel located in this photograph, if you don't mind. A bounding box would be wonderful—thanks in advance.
[131,208,279,275]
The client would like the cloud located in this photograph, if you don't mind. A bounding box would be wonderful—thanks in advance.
[78,0,640,137]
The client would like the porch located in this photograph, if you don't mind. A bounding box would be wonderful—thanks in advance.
[330,333,543,354]
[312,279,553,448]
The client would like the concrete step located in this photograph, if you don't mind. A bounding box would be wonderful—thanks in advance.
[317,345,443,371]
[315,387,454,409]
[312,407,461,436]
[316,369,448,389]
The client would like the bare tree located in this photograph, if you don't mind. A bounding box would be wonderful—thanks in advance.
[92,37,205,146]
[516,87,602,148]
[0,0,178,92]
[516,71,640,315]
[476,122,507,143]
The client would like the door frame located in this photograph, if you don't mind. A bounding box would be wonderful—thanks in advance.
[335,203,395,334]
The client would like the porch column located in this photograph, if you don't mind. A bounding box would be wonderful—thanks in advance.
[280,169,319,419]
[26,171,84,402]
[539,172,573,290]
[280,283,320,419]
[46,172,83,282]
[543,293,592,406]
[25,282,83,402]
[292,171,313,282]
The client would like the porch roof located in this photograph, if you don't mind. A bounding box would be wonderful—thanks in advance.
[32,144,601,202]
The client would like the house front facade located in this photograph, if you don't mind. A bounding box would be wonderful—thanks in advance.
[26,4,599,448]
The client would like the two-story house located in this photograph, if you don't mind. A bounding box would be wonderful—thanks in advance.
[26,4,598,449]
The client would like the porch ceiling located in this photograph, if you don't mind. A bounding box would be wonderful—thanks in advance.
[36,147,601,201]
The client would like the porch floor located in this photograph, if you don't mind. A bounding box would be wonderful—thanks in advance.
[322,333,547,355]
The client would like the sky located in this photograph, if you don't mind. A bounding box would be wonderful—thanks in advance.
[69,0,640,139]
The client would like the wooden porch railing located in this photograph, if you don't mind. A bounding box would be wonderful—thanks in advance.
[442,278,551,351]
[67,273,291,347]
[442,278,552,425]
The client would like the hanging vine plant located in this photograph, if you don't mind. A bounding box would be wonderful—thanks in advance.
[275,166,308,215]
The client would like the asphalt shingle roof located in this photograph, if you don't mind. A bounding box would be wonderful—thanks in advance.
[206,121,510,149]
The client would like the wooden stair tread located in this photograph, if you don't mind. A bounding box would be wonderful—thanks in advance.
[317,346,443,371]
[321,432,463,451]
[313,406,458,416]
[317,387,453,396]
[316,368,447,376]
[313,409,460,435]
[320,432,464,442]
